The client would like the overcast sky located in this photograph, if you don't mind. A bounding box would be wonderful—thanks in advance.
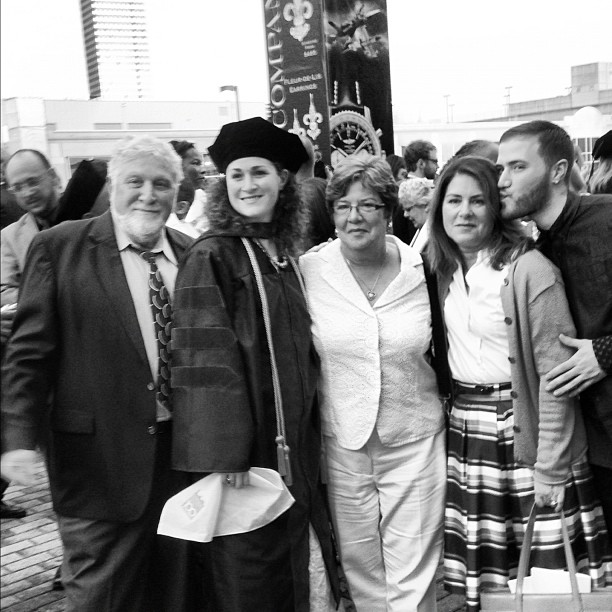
[2,0,611,123]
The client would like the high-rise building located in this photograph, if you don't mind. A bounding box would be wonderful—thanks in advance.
[80,0,152,100]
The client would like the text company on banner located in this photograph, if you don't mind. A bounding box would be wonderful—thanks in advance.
[263,0,331,165]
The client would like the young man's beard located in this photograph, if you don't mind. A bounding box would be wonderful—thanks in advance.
[503,173,551,221]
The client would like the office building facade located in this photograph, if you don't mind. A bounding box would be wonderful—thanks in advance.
[80,0,151,99]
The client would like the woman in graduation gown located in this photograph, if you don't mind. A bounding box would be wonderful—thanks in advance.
[170,117,339,612]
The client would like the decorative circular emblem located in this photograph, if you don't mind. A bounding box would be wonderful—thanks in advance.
[329,110,382,167]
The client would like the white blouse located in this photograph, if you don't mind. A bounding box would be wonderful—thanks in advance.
[444,250,511,384]
[300,236,444,450]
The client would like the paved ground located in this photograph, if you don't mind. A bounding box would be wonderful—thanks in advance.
[1,456,466,611]
[1,458,64,612]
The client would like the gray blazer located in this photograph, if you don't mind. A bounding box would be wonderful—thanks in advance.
[1,212,38,306]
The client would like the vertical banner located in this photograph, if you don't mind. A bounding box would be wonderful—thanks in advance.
[262,1,331,167]
[324,0,394,164]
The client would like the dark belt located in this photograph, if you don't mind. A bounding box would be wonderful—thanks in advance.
[453,380,512,395]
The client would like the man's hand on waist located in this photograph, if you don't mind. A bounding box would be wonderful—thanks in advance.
[544,335,607,398]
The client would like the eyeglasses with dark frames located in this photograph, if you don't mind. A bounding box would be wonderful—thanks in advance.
[332,202,386,216]
[7,169,53,194]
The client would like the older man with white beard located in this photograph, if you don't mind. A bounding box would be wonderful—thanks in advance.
[1,136,195,612]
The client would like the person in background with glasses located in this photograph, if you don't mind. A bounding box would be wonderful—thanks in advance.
[300,155,448,611]
[0,150,56,522]
[1,149,61,345]
[1,149,61,309]
[403,139,439,181]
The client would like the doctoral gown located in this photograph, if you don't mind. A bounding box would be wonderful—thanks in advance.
[171,228,338,612]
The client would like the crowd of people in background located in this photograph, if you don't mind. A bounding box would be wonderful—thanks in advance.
[0,120,611,612]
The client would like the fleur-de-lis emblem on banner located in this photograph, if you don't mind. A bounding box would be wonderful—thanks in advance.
[303,94,322,140]
[283,0,313,42]
[288,109,306,138]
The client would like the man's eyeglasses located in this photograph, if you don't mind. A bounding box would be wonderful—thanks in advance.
[7,169,52,194]
[332,202,386,216]
[426,158,439,165]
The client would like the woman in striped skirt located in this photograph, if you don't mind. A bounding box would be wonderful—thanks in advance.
[426,155,612,610]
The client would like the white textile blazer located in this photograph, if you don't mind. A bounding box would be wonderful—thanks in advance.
[300,235,444,450]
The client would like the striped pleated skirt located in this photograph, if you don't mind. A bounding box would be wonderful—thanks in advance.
[443,390,612,611]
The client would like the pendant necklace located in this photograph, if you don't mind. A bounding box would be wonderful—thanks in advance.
[253,238,288,270]
[345,253,386,301]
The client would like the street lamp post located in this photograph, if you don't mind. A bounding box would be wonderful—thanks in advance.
[505,86,513,119]
[443,94,450,123]
[220,85,240,121]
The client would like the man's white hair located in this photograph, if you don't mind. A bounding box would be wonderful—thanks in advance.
[108,135,183,184]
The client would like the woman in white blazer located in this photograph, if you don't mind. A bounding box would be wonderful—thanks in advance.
[300,156,447,612]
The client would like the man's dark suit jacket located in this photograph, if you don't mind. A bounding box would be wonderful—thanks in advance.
[1,211,193,521]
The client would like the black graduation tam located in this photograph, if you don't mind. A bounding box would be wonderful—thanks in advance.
[592,130,612,160]
[208,117,309,174]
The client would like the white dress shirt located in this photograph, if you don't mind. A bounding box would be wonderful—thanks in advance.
[444,250,511,383]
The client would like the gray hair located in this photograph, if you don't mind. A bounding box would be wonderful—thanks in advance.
[108,135,183,184]
[398,177,433,208]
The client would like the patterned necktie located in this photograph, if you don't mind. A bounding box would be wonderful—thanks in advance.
[138,250,172,410]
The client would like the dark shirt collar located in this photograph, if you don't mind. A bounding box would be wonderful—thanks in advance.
[537,190,580,243]
[33,214,52,231]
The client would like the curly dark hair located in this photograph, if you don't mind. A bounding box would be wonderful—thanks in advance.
[204,165,309,257]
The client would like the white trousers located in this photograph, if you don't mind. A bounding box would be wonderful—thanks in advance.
[325,428,446,612]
